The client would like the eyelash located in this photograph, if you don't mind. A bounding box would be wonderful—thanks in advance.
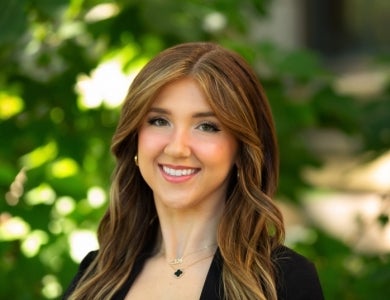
[147,117,169,127]
[197,121,221,132]
[147,117,221,133]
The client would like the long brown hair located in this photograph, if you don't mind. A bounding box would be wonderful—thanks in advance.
[68,42,284,300]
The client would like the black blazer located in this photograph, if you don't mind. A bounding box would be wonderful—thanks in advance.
[63,246,324,299]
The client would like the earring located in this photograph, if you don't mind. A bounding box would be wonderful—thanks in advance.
[134,155,139,166]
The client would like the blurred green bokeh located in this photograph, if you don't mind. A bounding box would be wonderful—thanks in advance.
[0,0,389,299]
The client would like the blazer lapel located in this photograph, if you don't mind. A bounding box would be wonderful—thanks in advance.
[199,249,224,300]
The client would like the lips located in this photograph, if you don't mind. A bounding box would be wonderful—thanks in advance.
[161,165,199,177]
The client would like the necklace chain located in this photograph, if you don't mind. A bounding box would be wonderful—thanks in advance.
[162,244,217,278]
[166,243,217,265]
[168,252,215,278]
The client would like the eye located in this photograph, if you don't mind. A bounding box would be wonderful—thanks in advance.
[197,121,221,133]
[147,117,169,127]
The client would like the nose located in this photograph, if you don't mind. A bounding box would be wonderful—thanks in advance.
[164,128,191,158]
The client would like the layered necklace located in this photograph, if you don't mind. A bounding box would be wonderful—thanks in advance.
[164,244,217,278]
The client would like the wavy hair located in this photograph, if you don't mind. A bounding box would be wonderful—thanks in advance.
[68,42,284,300]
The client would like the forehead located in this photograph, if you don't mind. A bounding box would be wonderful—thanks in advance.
[151,78,212,112]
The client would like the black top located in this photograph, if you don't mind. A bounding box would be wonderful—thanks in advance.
[63,246,324,299]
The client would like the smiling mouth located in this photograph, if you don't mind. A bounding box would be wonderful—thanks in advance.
[161,165,199,177]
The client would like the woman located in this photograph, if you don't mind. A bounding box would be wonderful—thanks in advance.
[64,42,324,299]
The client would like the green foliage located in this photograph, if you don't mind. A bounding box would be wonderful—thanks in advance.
[0,0,389,299]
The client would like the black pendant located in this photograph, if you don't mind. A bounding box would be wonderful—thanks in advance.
[174,269,183,278]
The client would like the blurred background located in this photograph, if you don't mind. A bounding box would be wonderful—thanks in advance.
[0,0,389,299]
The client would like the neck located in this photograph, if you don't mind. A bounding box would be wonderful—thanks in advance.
[152,192,225,261]
[155,210,221,260]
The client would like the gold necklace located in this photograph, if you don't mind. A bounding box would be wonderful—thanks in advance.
[168,252,215,278]
[167,243,217,265]
[165,244,217,278]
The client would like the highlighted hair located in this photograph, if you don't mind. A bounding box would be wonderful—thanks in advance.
[68,42,284,300]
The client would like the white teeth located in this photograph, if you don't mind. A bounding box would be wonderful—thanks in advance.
[162,166,196,176]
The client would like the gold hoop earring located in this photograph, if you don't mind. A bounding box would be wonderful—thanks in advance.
[134,155,139,166]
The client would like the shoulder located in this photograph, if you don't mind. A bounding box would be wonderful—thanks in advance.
[272,246,315,274]
[62,251,98,299]
[273,246,324,300]
[78,250,99,270]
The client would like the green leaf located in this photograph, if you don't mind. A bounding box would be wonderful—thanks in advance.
[0,0,28,45]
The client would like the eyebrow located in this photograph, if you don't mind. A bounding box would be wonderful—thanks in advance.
[148,107,216,118]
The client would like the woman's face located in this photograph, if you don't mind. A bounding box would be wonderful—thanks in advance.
[137,78,238,212]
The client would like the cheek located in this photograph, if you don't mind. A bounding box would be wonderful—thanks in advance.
[197,140,237,167]
[137,130,165,156]
[138,129,167,162]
